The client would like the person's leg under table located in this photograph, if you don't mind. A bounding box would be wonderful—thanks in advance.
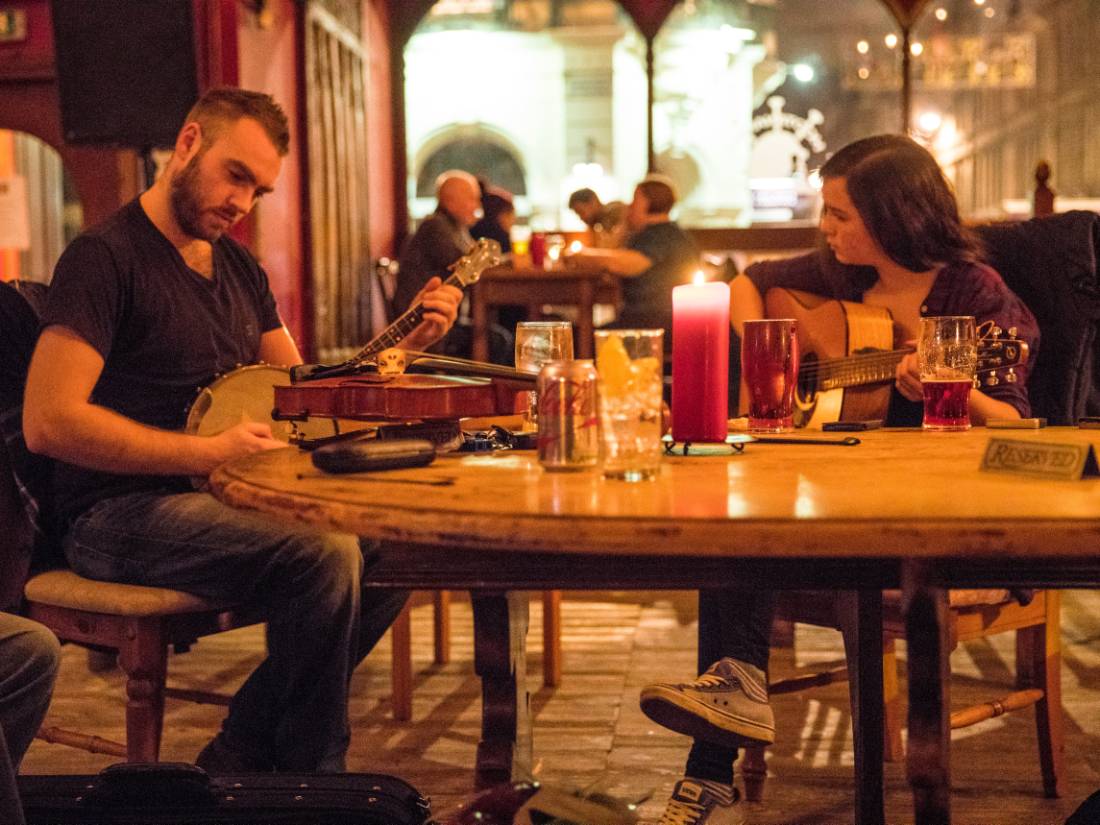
[0,614,60,825]
[64,490,407,772]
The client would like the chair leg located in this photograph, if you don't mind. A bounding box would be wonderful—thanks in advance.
[883,637,905,762]
[741,746,767,802]
[391,603,413,722]
[433,591,452,665]
[117,619,169,762]
[1016,592,1065,798]
[542,590,562,688]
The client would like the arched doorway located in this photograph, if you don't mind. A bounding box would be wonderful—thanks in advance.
[415,133,528,199]
[0,129,82,284]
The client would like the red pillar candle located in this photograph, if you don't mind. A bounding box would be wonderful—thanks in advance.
[672,279,730,443]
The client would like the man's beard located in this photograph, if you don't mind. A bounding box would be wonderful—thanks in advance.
[169,151,222,241]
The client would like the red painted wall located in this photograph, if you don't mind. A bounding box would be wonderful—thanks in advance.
[236,0,306,349]
[364,0,397,260]
[0,0,141,232]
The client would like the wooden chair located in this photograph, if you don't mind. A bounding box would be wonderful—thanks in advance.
[740,588,1064,801]
[388,590,562,722]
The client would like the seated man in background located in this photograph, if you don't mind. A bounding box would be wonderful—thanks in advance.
[395,170,481,356]
[568,187,626,248]
[569,175,699,348]
[23,87,460,774]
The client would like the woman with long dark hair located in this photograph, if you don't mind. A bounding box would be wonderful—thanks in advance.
[640,135,1039,825]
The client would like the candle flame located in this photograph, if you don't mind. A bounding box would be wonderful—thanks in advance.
[692,270,706,286]
[569,240,583,253]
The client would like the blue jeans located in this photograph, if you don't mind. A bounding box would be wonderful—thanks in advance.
[63,490,408,772]
[0,613,60,825]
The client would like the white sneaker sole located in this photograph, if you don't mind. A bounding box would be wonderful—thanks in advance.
[640,684,776,748]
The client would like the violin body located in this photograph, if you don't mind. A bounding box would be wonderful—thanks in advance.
[274,373,531,422]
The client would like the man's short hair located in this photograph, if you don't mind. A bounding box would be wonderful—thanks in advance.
[568,188,599,209]
[435,169,479,198]
[185,87,290,156]
[636,174,677,214]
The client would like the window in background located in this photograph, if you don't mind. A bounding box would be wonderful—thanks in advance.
[909,0,1100,218]
[0,129,81,284]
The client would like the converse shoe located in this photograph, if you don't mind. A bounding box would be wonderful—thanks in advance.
[641,657,775,748]
[656,778,744,825]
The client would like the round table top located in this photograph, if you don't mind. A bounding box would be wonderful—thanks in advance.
[209,427,1100,560]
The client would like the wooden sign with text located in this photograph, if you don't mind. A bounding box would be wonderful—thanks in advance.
[980,437,1100,480]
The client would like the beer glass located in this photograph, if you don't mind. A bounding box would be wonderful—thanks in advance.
[741,319,799,433]
[919,316,977,431]
[595,329,664,481]
[515,321,574,431]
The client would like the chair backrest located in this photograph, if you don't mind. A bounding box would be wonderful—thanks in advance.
[975,211,1100,424]
[0,281,54,610]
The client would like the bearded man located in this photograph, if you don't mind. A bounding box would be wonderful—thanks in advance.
[22,88,461,773]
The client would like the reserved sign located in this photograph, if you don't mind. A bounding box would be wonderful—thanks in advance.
[980,437,1100,480]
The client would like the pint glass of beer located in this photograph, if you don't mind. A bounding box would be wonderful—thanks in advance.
[918,316,977,431]
[741,318,799,433]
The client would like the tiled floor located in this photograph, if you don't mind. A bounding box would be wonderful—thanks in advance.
[20,589,1100,824]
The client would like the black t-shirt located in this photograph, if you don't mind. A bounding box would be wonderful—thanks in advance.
[622,221,699,331]
[42,199,282,523]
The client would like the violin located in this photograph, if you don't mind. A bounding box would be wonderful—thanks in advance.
[273,354,536,423]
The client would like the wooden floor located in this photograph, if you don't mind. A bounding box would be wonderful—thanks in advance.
[21,589,1100,824]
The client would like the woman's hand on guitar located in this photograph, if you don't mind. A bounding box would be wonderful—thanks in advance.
[197,422,284,474]
[895,345,923,402]
[400,277,463,352]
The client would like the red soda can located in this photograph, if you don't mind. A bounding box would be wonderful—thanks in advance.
[529,232,547,268]
[537,359,599,470]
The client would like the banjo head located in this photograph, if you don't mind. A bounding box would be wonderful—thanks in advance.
[186,365,337,442]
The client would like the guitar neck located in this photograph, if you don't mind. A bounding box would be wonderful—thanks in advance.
[358,272,464,360]
[813,349,909,391]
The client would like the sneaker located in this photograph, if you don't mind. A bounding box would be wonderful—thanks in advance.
[640,657,775,748]
[656,778,744,825]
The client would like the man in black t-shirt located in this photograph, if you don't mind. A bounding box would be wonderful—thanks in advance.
[23,88,461,773]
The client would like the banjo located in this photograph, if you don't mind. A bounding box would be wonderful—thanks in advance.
[184,238,503,443]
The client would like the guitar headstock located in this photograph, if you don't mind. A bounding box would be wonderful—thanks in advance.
[977,321,1029,386]
[450,238,503,287]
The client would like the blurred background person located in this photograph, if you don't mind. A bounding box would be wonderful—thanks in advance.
[470,181,515,255]
[568,187,626,248]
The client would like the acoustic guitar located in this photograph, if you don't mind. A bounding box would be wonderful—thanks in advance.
[763,288,1029,429]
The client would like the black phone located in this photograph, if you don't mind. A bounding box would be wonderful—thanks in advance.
[311,438,436,473]
[822,419,883,432]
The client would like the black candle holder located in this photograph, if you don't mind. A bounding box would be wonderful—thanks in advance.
[662,433,754,456]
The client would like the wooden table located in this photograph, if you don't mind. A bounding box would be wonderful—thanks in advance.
[470,264,620,361]
[210,427,1100,824]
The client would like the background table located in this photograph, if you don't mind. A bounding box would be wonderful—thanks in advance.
[470,264,620,361]
[211,428,1100,824]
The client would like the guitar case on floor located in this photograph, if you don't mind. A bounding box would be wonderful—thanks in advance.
[18,762,433,825]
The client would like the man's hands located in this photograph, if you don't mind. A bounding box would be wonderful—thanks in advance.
[197,422,284,475]
[398,276,463,352]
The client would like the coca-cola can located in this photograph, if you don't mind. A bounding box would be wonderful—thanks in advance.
[537,359,599,470]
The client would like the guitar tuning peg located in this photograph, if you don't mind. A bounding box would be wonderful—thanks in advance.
[1008,327,1018,337]
[986,374,999,386]
[1005,369,1018,384]
[991,324,1002,337]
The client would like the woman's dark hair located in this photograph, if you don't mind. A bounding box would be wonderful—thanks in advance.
[820,134,982,271]
[481,190,514,222]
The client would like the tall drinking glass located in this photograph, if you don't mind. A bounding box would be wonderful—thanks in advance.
[741,318,799,433]
[595,329,664,481]
[515,321,574,431]
[919,316,977,431]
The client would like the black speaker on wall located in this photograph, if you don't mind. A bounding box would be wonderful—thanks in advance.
[51,0,199,148]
